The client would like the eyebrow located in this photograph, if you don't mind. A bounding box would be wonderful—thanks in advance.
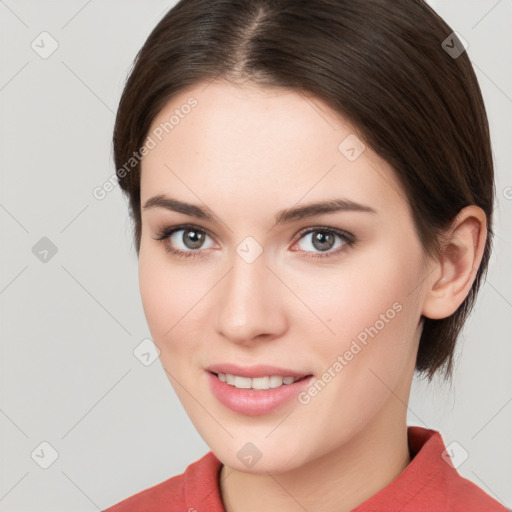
[143,194,377,225]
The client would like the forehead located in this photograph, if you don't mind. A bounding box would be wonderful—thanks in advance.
[140,79,406,217]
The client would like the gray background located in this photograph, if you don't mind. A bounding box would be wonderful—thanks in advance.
[0,1,511,510]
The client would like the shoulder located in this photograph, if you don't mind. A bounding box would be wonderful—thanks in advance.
[102,451,222,512]
[101,469,186,512]
[355,427,508,511]
[442,472,509,512]
[405,427,508,512]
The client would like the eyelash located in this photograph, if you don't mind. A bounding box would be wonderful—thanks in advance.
[153,223,356,261]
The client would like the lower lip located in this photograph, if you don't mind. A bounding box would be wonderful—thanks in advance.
[207,372,315,416]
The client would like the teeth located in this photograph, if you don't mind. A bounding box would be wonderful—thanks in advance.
[252,376,269,389]
[217,373,303,390]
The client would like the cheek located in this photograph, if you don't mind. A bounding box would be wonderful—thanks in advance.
[302,240,424,392]
[138,256,172,338]
[298,244,420,349]
[294,273,419,451]
[138,247,190,346]
[138,245,214,372]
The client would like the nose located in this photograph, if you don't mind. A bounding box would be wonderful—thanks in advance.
[214,251,289,346]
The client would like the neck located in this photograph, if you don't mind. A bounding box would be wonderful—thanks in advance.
[219,396,412,512]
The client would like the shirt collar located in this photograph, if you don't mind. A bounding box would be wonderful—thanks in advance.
[183,426,453,511]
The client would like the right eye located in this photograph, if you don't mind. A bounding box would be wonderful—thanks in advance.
[153,224,217,259]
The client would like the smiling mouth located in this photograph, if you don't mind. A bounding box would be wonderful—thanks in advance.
[211,372,312,390]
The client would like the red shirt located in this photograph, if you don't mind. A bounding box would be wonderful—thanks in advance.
[103,426,507,511]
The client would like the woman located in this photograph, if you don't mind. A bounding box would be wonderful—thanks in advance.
[103,0,507,510]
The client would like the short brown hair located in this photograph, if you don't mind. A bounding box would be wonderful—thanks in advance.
[112,0,494,382]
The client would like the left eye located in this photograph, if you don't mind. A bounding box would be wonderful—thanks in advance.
[293,228,352,256]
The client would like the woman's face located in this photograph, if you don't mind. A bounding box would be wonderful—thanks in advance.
[138,79,431,473]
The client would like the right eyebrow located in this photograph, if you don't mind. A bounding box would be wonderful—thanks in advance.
[143,195,217,221]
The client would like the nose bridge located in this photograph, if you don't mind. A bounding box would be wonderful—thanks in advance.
[215,245,286,343]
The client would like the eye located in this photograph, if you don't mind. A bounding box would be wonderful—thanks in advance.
[154,224,355,260]
[153,224,216,259]
[292,227,355,259]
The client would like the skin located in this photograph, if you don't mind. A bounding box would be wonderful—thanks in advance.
[138,79,487,512]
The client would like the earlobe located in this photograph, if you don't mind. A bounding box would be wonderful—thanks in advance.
[422,206,487,320]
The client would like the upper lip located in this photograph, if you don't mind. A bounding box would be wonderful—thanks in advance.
[206,363,311,379]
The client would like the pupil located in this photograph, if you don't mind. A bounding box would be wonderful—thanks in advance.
[313,231,333,251]
[185,230,204,249]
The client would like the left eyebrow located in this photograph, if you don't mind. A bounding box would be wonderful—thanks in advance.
[142,195,376,225]
[273,198,377,225]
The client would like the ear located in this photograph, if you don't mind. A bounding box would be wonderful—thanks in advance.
[422,206,488,320]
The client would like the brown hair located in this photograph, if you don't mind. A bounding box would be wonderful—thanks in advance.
[112,0,494,382]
